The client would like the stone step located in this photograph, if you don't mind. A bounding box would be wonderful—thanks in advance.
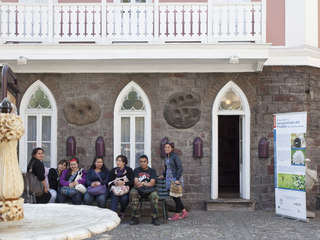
[204,198,256,211]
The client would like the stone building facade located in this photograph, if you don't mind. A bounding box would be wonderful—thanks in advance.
[14,65,320,210]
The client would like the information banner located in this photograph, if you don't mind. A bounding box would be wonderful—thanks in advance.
[274,112,307,221]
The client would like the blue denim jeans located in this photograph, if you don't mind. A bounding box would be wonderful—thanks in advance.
[110,191,130,213]
[56,189,83,205]
[83,190,109,208]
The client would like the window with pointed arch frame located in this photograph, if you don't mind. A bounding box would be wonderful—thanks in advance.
[219,87,243,111]
[24,87,54,168]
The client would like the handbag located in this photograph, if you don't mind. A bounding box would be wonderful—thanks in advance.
[60,168,85,197]
[108,176,130,196]
[87,170,107,196]
[23,160,45,197]
[137,186,157,195]
[74,168,87,194]
[60,186,78,197]
[169,180,183,197]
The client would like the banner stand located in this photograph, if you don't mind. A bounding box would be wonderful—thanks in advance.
[274,112,308,222]
[275,213,309,222]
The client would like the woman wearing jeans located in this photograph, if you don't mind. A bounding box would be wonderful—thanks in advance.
[108,155,134,220]
[158,141,188,220]
[83,156,110,208]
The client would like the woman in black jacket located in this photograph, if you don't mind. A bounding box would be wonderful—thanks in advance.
[26,147,51,203]
[48,159,68,203]
[158,141,188,220]
[108,155,134,220]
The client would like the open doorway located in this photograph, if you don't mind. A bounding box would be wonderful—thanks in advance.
[218,115,240,198]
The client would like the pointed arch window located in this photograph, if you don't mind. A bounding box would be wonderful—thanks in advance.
[114,82,151,169]
[19,81,57,172]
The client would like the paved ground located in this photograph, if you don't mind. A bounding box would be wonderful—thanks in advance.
[89,210,320,240]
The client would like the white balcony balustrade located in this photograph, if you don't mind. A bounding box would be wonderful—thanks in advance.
[0,1,265,44]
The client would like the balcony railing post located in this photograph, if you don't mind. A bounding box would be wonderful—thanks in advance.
[261,0,266,43]
[48,0,54,43]
[154,0,159,43]
[207,0,213,43]
[102,0,107,43]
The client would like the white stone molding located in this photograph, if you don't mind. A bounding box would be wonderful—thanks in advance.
[211,80,251,199]
[113,81,152,169]
[19,80,57,173]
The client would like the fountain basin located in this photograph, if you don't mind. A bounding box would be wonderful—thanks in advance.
[0,204,120,240]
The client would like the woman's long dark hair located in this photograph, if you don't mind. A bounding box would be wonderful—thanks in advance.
[90,156,107,171]
[31,147,44,159]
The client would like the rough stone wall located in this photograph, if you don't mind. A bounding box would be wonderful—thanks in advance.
[15,67,320,210]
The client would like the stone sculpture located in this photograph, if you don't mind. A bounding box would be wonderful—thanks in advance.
[0,98,25,221]
[63,97,101,126]
[305,158,318,218]
[164,92,201,129]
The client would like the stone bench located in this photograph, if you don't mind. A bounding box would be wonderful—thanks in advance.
[23,178,171,221]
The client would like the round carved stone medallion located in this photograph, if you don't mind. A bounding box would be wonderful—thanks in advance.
[63,97,101,126]
[164,92,201,129]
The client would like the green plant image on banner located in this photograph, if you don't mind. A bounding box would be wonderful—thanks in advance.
[278,173,306,191]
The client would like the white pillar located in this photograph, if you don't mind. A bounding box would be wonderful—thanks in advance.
[285,0,318,48]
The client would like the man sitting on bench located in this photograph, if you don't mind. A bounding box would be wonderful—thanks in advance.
[129,155,161,226]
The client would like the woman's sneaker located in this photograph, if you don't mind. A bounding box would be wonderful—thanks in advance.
[169,213,181,221]
[180,210,188,219]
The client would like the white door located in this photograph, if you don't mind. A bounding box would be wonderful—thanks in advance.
[239,115,243,198]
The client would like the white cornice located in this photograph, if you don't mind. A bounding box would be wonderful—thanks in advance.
[0,43,270,73]
[265,45,320,68]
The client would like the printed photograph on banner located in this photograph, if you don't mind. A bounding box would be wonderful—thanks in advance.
[291,133,306,148]
[291,149,306,165]
[278,173,306,191]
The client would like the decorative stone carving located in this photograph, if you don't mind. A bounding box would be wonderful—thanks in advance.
[0,98,26,222]
[164,92,201,129]
[0,198,24,222]
[305,158,318,218]
[63,97,101,126]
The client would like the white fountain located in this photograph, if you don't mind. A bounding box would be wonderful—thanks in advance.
[0,98,120,240]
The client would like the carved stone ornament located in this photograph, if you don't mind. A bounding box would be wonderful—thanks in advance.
[63,97,101,126]
[0,98,26,222]
[164,92,201,129]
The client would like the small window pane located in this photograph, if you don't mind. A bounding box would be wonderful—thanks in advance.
[135,117,144,142]
[121,90,144,111]
[219,89,242,111]
[28,88,51,109]
[121,117,130,142]
[42,142,51,168]
[121,144,130,166]
[27,116,37,141]
[27,142,37,162]
[42,116,51,141]
[135,144,144,168]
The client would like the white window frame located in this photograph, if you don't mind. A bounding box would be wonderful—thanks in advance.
[19,80,57,173]
[113,81,151,169]
[211,80,251,200]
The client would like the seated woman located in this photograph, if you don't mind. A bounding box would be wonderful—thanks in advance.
[27,147,51,203]
[56,158,86,205]
[83,157,110,208]
[48,159,68,203]
[108,155,134,220]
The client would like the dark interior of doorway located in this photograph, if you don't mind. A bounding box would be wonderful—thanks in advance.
[218,115,240,198]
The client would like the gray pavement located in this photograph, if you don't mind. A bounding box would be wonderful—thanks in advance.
[89,210,320,240]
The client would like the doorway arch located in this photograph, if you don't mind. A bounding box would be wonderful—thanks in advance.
[211,80,251,199]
